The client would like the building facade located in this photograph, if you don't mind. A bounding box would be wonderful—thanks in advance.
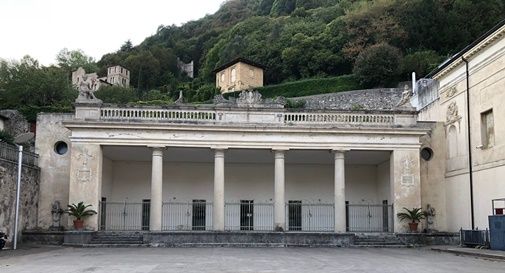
[416,19,505,231]
[214,58,264,93]
[35,90,427,233]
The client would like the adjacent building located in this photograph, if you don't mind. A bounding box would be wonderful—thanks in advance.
[72,65,130,92]
[214,58,265,93]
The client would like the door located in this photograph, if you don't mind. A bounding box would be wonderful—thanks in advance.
[240,200,254,230]
[288,201,302,231]
[192,200,206,230]
[142,199,150,231]
[382,200,389,232]
[100,197,107,230]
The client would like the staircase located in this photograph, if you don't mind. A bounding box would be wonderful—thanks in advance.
[84,232,148,248]
[352,234,408,248]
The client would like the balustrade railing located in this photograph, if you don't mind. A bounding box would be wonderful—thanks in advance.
[346,204,394,233]
[162,201,213,231]
[100,108,216,122]
[225,202,274,231]
[98,106,398,127]
[0,142,39,167]
[285,202,334,231]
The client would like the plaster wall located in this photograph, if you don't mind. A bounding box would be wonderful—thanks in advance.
[35,113,73,229]
[104,161,388,205]
[216,62,264,93]
[419,27,505,230]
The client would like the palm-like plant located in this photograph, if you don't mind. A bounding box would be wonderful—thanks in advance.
[397,207,426,223]
[66,202,97,220]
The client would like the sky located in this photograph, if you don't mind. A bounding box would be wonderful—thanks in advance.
[0,0,224,65]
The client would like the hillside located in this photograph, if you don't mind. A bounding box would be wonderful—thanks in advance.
[97,0,505,96]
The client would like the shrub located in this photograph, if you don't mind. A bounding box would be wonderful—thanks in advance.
[353,43,402,88]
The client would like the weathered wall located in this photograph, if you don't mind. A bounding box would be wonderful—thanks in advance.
[216,62,264,93]
[293,88,405,111]
[418,25,505,230]
[0,156,40,245]
[35,113,73,229]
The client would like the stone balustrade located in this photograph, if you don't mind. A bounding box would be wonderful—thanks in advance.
[75,105,416,127]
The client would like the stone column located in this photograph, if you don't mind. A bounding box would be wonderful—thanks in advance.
[274,149,286,231]
[68,143,102,230]
[390,149,421,232]
[213,149,225,231]
[150,148,163,231]
[333,150,346,233]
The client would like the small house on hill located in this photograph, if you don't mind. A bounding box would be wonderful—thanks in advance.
[214,57,265,93]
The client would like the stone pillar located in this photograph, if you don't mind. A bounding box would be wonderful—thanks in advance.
[68,143,102,230]
[334,150,346,233]
[150,148,164,231]
[213,149,225,231]
[274,149,286,231]
[390,149,421,232]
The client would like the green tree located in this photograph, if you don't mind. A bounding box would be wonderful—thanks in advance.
[353,43,402,88]
[95,85,137,104]
[56,48,98,73]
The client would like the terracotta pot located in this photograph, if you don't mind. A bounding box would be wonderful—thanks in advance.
[408,222,419,232]
[73,219,84,230]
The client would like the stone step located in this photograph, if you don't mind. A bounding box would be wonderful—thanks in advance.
[350,244,411,248]
[89,240,144,245]
[82,243,149,248]
[354,241,402,245]
[91,236,143,241]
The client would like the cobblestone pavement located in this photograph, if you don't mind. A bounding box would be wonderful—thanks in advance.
[0,246,504,273]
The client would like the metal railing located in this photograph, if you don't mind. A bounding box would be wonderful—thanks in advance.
[285,203,334,231]
[225,202,274,231]
[346,204,394,233]
[0,142,39,167]
[460,229,490,247]
[99,201,148,231]
[162,201,213,231]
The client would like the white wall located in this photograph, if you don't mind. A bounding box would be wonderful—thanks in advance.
[101,160,390,231]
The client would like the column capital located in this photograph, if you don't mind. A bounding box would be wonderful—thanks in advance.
[210,146,228,151]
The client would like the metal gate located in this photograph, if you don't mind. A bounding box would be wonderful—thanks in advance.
[99,201,147,231]
[346,204,394,232]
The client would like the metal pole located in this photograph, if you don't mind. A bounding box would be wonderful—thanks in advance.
[13,145,23,250]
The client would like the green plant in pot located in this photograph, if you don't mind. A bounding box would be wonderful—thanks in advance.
[66,202,97,230]
[397,207,426,232]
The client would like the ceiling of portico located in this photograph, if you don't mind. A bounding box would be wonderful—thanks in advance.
[102,146,391,165]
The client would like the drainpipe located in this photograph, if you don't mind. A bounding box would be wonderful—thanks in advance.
[462,56,475,230]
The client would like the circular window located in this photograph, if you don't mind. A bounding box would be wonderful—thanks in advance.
[54,141,68,155]
[421,147,433,161]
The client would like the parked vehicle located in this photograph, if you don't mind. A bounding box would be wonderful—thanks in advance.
[0,231,7,250]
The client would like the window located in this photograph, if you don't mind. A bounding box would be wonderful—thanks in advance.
[231,67,236,83]
[54,141,68,155]
[421,147,433,161]
[220,73,225,83]
[481,109,495,148]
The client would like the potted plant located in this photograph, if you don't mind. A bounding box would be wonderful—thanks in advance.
[66,202,97,230]
[397,207,426,232]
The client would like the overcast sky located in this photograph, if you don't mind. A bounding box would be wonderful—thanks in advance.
[0,0,224,65]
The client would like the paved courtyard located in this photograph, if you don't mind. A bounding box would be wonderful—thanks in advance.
[0,246,504,273]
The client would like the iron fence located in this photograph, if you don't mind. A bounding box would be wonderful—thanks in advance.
[346,204,394,232]
[99,201,148,231]
[460,229,490,247]
[162,201,213,231]
[225,202,274,231]
[0,142,39,167]
[285,202,334,231]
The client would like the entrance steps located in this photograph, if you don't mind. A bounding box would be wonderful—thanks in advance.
[351,233,409,248]
[85,232,149,248]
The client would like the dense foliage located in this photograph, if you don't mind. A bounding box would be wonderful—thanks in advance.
[1,0,504,120]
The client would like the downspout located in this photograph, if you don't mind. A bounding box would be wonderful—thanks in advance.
[462,56,475,230]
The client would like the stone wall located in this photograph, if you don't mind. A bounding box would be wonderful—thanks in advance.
[0,153,40,246]
[0,110,30,138]
[293,88,407,111]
